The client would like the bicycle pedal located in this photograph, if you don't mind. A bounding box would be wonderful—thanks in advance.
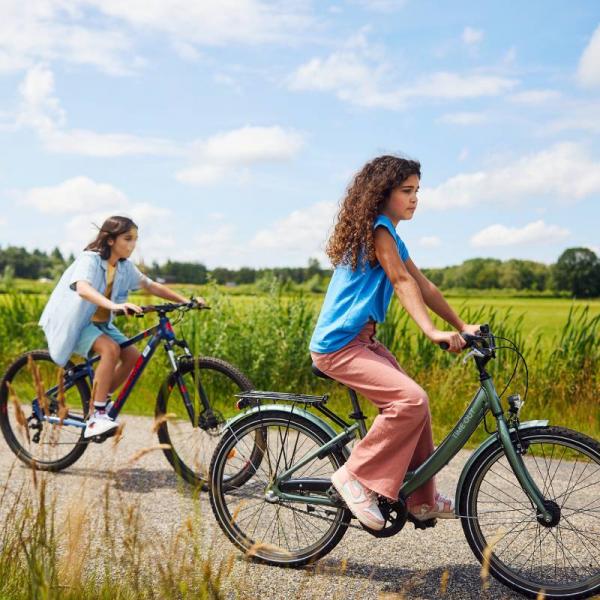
[90,428,117,443]
[407,514,437,530]
[325,485,344,507]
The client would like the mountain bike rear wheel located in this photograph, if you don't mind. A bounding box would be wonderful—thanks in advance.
[0,350,90,471]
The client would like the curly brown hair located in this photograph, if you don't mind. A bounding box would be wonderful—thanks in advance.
[326,155,421,270]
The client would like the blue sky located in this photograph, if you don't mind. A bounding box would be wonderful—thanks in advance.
[0,0,598,269]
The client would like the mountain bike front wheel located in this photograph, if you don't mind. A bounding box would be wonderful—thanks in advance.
[0,350,90,471]
[459,425,600,600]
[155,356,262,490]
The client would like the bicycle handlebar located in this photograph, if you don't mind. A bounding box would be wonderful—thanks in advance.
[438,324,495,356]
[113,299,210,317]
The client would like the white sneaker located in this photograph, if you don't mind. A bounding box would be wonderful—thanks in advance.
[331,465,385,530]
[84,409,119,439]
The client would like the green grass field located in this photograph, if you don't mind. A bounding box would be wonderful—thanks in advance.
[0,287,598,446]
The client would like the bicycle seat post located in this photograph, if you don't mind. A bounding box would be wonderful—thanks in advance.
[346,387,368,438]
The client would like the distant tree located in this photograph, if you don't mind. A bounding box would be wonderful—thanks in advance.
[553,247,600,298]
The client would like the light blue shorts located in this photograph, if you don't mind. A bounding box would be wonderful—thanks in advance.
[73,321,129,358]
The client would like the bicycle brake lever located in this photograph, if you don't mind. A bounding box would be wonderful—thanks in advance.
[462,348,485,364]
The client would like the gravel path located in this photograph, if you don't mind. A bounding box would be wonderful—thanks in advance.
[0,413,596,600]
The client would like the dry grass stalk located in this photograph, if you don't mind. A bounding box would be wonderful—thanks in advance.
[151,412,177,433]
[28,354,49,416]
[481,527,505,590]
[126,443,171,465]
[7,381,29,443]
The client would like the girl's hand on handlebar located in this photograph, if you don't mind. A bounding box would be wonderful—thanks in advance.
[112,302,143,315]
[460,323,481,336]
[430,330,466,353]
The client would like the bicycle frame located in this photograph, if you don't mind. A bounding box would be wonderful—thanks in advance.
[32,313,205,430]
[270,374,554,522]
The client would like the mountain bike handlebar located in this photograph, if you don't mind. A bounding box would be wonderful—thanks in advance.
[113,299,210,317]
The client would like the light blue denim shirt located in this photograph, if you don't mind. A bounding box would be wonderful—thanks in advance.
[39,251,153,366]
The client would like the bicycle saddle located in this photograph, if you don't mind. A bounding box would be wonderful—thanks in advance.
[311,362,332,380]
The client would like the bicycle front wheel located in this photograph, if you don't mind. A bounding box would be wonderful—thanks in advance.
[459,425,600,600]
[0,350,89,471]
[209,409,351,567]
[155,356,260,489]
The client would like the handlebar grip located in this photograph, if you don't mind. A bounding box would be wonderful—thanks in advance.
[439,342,450,350]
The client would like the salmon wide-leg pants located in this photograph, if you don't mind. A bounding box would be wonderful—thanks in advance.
[310,320,436,508]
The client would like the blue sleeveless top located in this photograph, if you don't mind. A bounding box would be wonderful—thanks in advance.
[309,214,410,353]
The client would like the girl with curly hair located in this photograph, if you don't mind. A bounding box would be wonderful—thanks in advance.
[309,155,480,531]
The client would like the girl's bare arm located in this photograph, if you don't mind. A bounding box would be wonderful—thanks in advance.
[141,280,206,305]
[75,281,141,313]
[404,259,465,330]
[374,228,465,352]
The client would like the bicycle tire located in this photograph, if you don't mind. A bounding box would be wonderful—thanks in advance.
[459,425,600,599]
[155,356,262,490]
[209,409,351,567]
[0,350,90,471]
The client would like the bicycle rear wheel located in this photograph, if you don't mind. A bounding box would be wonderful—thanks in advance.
[155,356,262,490]
[0,350,89,471]
[459,426,600,599]
[209,409,351,567]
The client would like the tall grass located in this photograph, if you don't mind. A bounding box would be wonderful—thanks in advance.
[0,461,234,599]
[0,286,598,443]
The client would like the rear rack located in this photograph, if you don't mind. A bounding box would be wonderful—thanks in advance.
[235,390,329,406]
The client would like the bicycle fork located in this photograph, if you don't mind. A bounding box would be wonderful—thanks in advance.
[482,378,555,524]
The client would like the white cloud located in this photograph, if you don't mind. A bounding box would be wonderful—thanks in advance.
[352,0,408,12]
[43,129,180,157]
[418,236,442,248]
[18,65,180,156]
[0,1,313,75]
[18,175,172,260]
[288,31,517,110]
[85,0,314,48]
[191,224,242,266]
[176,202,337,269]
[421,142,600,210]
[577,23,600,87]
[16,66,301,179]
[508,89,561,105]
[20,177,169,221]
[438,111,487,125]
[177,126,305,185]
[462,27,484,46]
[0,1,134,75]
[21,176,129,213]
[251,201,336,253]
[544,101,600,134]
[470,220,569,247]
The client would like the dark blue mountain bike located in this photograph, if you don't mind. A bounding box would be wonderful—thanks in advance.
[0,299,264,489]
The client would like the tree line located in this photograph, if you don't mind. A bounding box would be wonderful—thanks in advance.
[0,246,598,297]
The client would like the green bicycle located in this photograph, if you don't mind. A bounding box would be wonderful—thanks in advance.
[209,324,600,600]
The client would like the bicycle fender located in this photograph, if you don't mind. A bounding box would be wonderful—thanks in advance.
[224,403,350,459]
[454,419,549,507]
